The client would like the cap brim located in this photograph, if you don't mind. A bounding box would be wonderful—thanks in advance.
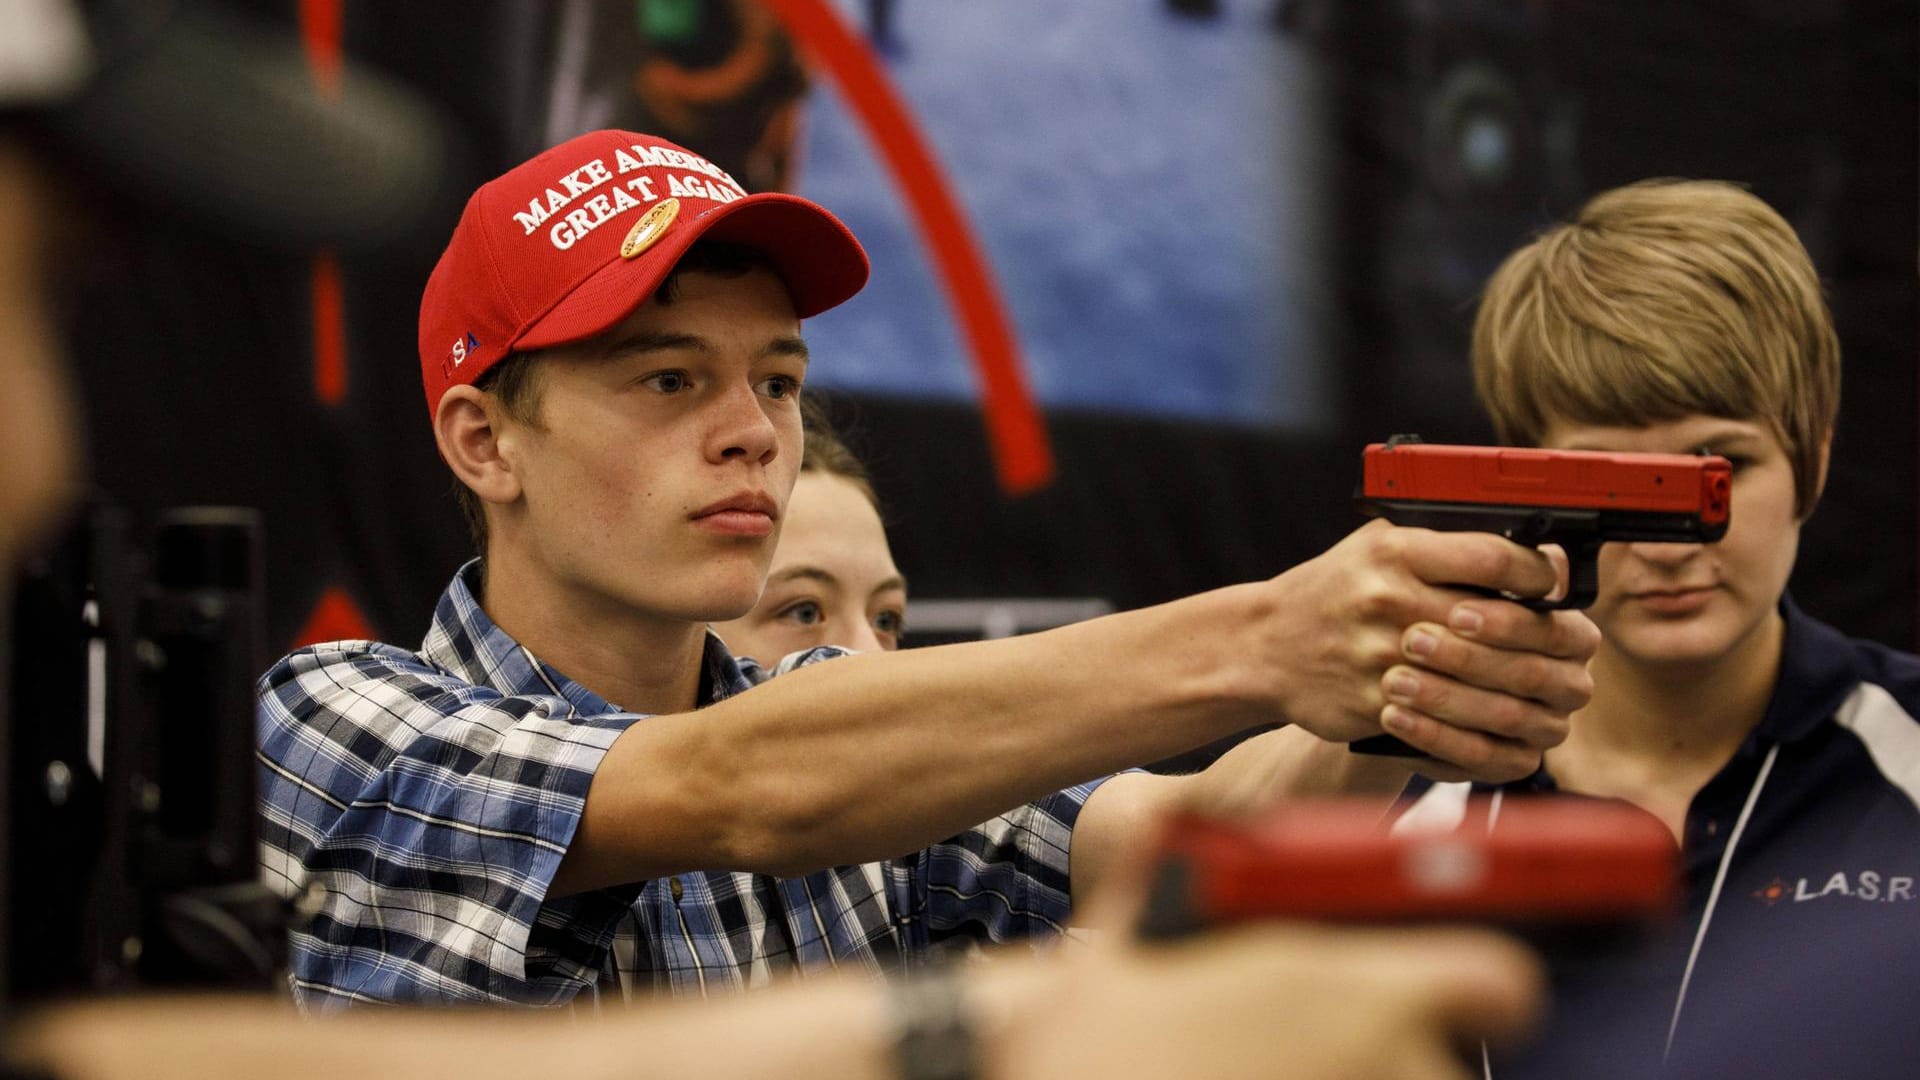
[38,6,451,251]
[514,191,870,352]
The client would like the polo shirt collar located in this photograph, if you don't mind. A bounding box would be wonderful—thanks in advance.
[1754,592,1862,746]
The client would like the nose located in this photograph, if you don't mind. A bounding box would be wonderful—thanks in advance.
[707,382,779,465]
[1625,540,1701,567]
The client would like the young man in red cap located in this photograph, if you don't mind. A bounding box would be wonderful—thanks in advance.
[257,128,1601,1008]
[0,17,1550,1074]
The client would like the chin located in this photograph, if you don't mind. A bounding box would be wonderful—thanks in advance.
[1615,637,1734,672]
[609,571,759,626]
[665,550,773,618]
[688,577,767,623]
[1607,612,1754,671]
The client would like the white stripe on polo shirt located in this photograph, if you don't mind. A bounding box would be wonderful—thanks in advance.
[1833,681,1920,815]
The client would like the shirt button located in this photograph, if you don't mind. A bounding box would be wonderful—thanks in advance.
[669,876,685,901]
[1705,820,1720,837]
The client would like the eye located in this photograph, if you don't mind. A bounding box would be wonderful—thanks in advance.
[776,599,823,627]
[1698,447,1753,474]
[641,370,690,394]
[873,609,905,640]
[760,374,802,400]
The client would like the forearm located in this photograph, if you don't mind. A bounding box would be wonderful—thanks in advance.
[1066,729,1414,915]
[557,587,1273,892]
[9,986,897,1080]
[1179,727,1416,813]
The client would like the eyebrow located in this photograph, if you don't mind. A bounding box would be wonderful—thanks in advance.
[768,566,836,588]
[1561,424,1767,453]
[767,565,909,595]
[1691,429,1767,449]
[601,330,811,365]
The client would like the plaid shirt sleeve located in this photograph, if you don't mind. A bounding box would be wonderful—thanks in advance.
[912,778,1112,946]
[256,641,644,1008]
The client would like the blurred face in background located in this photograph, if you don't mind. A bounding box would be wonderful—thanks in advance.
[712,469,906,663]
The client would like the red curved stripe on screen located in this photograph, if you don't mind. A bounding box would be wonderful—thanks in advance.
[758,0,1055,494]
[300,0,346,406]
[309,253,346,404]
[292,586,376,650]
[298,0,343,98]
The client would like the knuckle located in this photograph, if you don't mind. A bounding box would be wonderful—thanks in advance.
[1451,735,1527,782]
[1519,706,1568,750]
[1470,603,1515,640]
[1509,658,1552,702]
[1530,661,1589,713]
[1491,748,1540,783]
[1372,527,1408,562]
[1564,665,1596,709]
[1450,736,1495,775]
[1564,613,1603,657]
[1354,577,1402,620]
[1539,714,1572,750]
[1484,694,1532,737]
[1365,640,1402,673]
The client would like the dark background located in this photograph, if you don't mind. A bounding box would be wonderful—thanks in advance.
[60,0,1920,660]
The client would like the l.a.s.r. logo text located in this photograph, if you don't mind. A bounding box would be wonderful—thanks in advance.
[1754,871,1914,907]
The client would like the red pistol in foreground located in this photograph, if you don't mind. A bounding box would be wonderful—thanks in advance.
[1136,798,1676,941]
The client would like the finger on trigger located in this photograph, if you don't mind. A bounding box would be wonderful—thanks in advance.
[1404,531,1560,601]
[1539,543,1572,604]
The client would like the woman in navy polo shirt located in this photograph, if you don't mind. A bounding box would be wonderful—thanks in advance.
[1400,178,1920,1078]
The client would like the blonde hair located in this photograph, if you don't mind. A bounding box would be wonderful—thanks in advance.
[1472,179,1839,517]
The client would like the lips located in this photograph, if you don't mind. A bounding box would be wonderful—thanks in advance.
[690,491,778,537]
[1625,585,1717,614]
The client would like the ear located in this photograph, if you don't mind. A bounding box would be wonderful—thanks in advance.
[435,384,523,509]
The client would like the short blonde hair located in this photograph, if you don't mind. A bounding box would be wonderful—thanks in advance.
[1472,179,1839,517]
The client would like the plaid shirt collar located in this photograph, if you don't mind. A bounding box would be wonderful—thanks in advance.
[420,559,756,715]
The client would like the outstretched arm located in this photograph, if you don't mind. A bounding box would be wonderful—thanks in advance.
[555,521,1597,894]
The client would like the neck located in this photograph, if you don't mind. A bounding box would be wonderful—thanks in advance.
[476,547,710,716]
[1552,610,1784,789]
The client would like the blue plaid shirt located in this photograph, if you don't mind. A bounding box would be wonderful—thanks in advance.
[258,562,1109,1009]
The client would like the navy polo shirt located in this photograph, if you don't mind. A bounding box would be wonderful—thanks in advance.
[1398,598,1920,1078]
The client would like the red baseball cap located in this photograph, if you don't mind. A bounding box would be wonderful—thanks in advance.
[418,129,869,418]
